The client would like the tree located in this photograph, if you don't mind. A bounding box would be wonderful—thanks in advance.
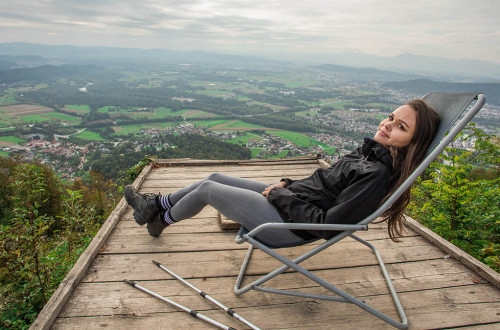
[408,125,499,271]
[0,161,108,328]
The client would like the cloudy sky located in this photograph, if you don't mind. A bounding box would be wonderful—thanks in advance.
[1,0,499,63]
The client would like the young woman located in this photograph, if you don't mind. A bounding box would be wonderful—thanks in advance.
[125,99,440,245]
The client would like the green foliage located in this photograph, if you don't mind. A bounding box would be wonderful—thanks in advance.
[408,125,500,272]
[0,161,108,329]
[122,155,153,182]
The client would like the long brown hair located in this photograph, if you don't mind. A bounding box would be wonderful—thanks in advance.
[382,99,441,241]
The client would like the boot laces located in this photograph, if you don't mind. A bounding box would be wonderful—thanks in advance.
[141,192,159,202]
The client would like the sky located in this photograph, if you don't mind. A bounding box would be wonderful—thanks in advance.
[1,0,499,64]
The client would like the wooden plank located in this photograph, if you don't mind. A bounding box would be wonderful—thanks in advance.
[219,212,240,230]
[153,157,321,166]
[116,215,404,241]
[100,226,425,254]
[118,211,223,233]
[84,236,447,282]
[30,165,154,330]
[52,284,500,330]
[404,215,500,290]
[145,168,317,181]
[59,258,486,318]
[151,163,321,173]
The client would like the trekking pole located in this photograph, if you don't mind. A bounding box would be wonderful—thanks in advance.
[152,260,261,330]
[124,280,236,330]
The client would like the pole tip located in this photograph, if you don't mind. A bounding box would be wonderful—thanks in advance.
[152,260,161,267]
[124,279,136,287]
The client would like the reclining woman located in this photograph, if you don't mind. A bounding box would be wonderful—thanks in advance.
[125,99,440,245]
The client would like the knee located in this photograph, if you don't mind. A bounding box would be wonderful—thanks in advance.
[196,180,219,198]
[206,172,224,182]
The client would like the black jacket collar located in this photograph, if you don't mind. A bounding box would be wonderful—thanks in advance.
[361,138,393,170]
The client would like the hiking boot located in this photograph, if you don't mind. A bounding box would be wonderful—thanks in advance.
[147,212,168,237]
[124,185,160,225]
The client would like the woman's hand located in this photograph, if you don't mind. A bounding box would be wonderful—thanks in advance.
[262,181,287,197]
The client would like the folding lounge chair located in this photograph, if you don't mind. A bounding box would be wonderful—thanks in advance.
[233,92,486,329]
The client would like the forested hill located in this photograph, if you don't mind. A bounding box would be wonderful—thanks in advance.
[383,79,500,106]
[89,134,252,180]
[0,64,106,84]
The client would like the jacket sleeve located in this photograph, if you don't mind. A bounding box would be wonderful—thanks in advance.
[280,178,295,187]
[267,168,391,227]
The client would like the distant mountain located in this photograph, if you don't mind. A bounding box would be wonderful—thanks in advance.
[0,55,55,69]
[312,51,500,82]
[1,42,499,82]
[313,63,422,81]
[383,79,500,106]
[0,64,105,84]
[0,42,271,66]
[0,59,17,71]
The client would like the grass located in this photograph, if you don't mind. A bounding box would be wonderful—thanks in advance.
[66,104,91,111]
[0,136,25,144]
[271,150,289,158]
[64,104,91,115]
[265,130,336,155]
[251,148,263,158]
[320,101,344,110]
[320,145,337,155]
[74,131,105,141]
[0,95,17,105]
[97,106,116,113]
[185,111,216,118]
[225,121,265,129]
[190,119,231,128]
[295,110,317,116]
[226,133,262,145]
[267,130,317,147]
[21,114,53,123]
[45,113,80,122]
[20,112,80,123]
[0,150,10,157]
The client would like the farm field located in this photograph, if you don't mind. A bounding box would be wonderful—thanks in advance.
[63,104,91,114]
[0,135,25,146]
[267,130,317,147]
[1,104,54,116]
[0,95,16,105]
[21,112,80,123]
[190,119,235,128]
[74,130,105,141]
[0,104,83,124]
[227,133,262,145]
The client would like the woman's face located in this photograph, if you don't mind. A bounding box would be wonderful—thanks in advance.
[374,105,417,148]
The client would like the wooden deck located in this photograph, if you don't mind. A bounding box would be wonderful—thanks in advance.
[32,158,500,329]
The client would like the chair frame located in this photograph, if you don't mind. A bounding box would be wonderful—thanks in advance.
[233,93,486,329]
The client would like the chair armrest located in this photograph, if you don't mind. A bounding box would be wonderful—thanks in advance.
[235,223,368,244]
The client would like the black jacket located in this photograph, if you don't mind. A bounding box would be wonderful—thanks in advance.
[267,138,395,240]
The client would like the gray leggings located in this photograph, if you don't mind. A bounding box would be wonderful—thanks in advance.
[169,173,306,246]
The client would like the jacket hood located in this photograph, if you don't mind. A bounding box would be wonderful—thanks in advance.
[361,138,393,170]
